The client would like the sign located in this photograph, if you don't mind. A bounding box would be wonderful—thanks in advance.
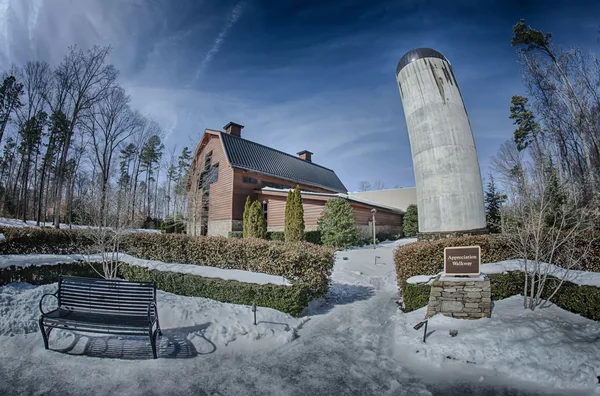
[444,246,481,276]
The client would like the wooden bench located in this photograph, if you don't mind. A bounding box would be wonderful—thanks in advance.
[39,276,162,359]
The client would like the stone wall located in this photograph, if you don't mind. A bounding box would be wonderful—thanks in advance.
[426,275,491,319]
[417,228,489,242]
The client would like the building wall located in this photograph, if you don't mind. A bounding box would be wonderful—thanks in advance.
[187,134,234,236]
[348,188,417,212]
[231,169,335,230]
[255,192,403,236]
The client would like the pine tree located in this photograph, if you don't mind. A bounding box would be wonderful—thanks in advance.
[246,200,266,239]
[243,195,252,238]
[285,185,305,242]
[485,174,505,233]
[403,204,418,237]
[317,197,359,248]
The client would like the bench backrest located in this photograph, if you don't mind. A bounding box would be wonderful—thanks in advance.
[58,276,156,317]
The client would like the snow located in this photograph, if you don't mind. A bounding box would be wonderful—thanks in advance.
[0,253,292,286]
[406,259,600,287]
[0,237,598,395]
[0,282,307,347]
[395,295,600,391]
[0,217,161,234]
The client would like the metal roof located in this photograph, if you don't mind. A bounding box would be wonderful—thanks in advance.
[396,48,448,75]
[220,132,348,193]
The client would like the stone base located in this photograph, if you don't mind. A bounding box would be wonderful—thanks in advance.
[417,228,489,242]
[426,274,492,319]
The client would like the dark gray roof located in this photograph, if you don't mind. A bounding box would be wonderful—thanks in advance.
[220,132,348,193]
[396,48,448,75]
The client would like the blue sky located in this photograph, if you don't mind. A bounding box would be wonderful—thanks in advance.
[0,0,598,191]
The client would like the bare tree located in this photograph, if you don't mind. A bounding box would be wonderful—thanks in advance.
[84,85,141,226]
[500,157,598,310]
[50,45,118,228]
[372,180,385,190]
[357,181,371,192]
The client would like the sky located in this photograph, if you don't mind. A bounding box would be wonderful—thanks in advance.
[0,0,599,192]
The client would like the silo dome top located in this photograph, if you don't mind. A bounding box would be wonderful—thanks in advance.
[396,48,448,75]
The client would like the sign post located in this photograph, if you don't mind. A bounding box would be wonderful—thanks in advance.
[443,246,481,276]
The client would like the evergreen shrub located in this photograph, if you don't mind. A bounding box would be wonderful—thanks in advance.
[284,186,305,242]
[403,204,418,237]
[317,198,360,248]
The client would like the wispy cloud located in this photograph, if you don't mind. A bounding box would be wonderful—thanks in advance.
[190,0,248,85]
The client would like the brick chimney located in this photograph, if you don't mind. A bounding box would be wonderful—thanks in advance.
[298,150,313,162]
[224,121,244,137]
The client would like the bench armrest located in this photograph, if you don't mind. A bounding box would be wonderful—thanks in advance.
[39,292,59,315]
[147,302,159,326]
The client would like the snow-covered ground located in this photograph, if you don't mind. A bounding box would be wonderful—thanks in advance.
[0,253,292,286]
[407,259,600,287]
[395,295,600,391]
[0,237,598,395]
[0,216,161,233]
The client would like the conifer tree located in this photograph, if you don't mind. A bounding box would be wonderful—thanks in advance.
[485,174,506,233]
[317,197,359,248]
[246,200,266,239]
[243,196,251,238]
[403,204,418,237]
[285,185,305,242]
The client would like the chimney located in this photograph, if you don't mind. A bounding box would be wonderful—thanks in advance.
[224,121,244,137]
[298,150,313,162]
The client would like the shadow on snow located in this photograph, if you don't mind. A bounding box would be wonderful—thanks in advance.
[50,323,216,360]
[307,282,376,316]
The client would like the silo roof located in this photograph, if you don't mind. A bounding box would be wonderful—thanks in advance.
[396,48,448,75]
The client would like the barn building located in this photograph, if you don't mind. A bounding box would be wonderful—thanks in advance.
[186,122,405,237]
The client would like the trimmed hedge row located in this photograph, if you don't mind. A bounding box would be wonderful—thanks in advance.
[0,262,104,286]
[0,228,335,300]
[0,262,310,317]
[401,272,600,321]
[121,265,310,317]
[394,235,516,287]
[123,234,335,299]
[227,230,323,245]
[0,227,93,254]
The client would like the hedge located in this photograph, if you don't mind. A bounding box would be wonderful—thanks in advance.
[122,234,335,299]
[401,272,600,321]
[0,262,311,317]
[121,265,310,317]
[394,235,516,287]
[394,233,600,289]
[227,230,322,245]
[0,227,93,255]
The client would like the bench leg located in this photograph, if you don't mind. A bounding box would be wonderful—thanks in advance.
[39,319,49,350]
[150,330,158,359]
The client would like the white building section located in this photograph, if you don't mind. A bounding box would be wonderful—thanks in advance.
[396,48,486,233]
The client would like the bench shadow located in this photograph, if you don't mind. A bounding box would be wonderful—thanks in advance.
[52,323,216,360]
[307,283,376,316]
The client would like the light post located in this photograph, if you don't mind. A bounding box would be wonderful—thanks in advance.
[371,208,377,249]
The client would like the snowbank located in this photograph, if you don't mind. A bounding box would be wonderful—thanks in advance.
[406,259,600,287]
[0,253,292,286]
[0,282,306,350]
[0,217,160,234]
[395,295,600,391]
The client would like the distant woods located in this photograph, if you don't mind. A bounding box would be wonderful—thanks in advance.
[0,46,192,229]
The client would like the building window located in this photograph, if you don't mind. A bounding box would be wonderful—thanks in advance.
[243,176,258,184]
[204,151,213,171]
[262,202,268,222]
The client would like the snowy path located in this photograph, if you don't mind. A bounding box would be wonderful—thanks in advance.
[0,239,594,396]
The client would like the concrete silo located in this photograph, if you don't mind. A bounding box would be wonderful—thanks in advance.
[395,48,487,239]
